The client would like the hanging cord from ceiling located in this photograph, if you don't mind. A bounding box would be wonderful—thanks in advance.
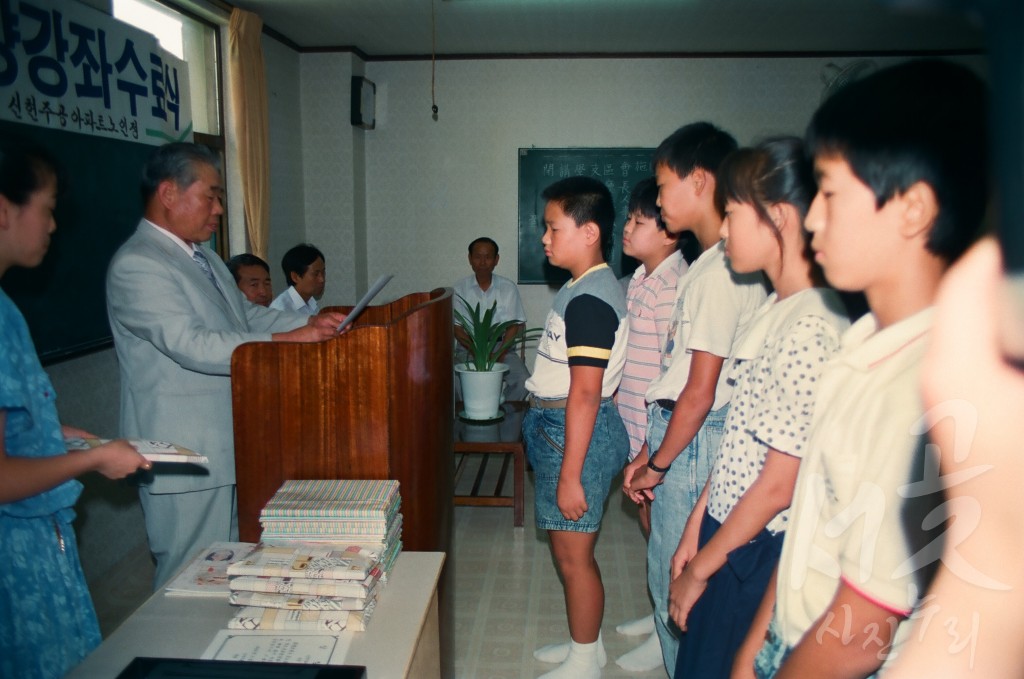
[431,0,438,120]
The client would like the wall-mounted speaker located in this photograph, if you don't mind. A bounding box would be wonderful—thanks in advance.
[351,76,376,130]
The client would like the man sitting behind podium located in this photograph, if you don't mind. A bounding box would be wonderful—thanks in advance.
[454,236,529,401]
[106,142,344,589]
[227,253,273,307]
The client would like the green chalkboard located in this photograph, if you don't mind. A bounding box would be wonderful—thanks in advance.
[0,120,151,363]
[517,147,655,285]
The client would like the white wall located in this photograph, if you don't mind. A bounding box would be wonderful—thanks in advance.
[354,56,914,330]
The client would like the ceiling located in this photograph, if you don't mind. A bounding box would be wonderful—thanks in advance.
[226,0,986,58]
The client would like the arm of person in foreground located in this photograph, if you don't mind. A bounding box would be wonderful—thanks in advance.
[0,412,150,504]
[774,580,903,679]
[885,237,1024,678]
[669,448,800,630]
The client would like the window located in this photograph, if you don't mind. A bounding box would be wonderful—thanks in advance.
[112,0,228,254]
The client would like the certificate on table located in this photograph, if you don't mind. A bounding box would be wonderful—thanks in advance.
[202,629,353,665]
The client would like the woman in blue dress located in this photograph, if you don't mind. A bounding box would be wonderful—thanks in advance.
[0,143,151,678]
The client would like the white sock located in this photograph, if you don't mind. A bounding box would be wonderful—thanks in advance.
[614,631,663,672]
[615,613,655,636]
[534,631,607,667]
[537,638,602,679]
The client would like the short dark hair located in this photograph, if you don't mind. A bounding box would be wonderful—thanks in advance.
[628,177,690,256]
[653,122,738,185]
[806,59,989,262]
[141,142,220,203]
[541,176,615,257]
[281,243,325,285]
[0,141,60,205]
[717,137,819,278]
[226,253,270,283]
[716,137,817,236]
[468,237,499,255]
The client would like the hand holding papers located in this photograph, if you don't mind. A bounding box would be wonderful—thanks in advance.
[337,274,393,332]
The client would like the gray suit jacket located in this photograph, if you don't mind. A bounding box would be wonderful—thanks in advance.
[106,221,307,493]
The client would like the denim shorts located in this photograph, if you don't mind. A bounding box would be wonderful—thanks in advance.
[523,398,628,532]
[753,617,878,679]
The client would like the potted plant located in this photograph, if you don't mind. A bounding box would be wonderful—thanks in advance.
[454,298,540,420]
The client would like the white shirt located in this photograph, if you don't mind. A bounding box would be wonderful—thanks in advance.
[270,286,318,316]
[645,241,768,410]
[706,288,849,534]
[773,308,940,667]
[453,273,525,326]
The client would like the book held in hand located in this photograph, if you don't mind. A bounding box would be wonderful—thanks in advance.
[65,437,209,464]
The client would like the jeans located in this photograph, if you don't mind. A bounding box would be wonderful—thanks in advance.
[523,398,628,532]
[646,402,728,673]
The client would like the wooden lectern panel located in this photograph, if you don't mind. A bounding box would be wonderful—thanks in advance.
[230,288,455,554]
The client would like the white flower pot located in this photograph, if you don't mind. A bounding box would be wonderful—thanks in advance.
[455,362,509,420]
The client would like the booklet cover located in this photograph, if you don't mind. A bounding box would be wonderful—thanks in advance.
[228,567,384,599]
[227,601,375,632]
[227,544,379,580]
[164,542,258,598]
[65,437,209,464]
[229,587,378,611]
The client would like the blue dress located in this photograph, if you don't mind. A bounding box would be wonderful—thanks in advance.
[0,290,101,679]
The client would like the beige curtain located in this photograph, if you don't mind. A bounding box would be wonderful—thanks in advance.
[228,8,270,260]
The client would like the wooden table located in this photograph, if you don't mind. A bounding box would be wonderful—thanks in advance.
[453,400,527,527]
[68,552,444,679]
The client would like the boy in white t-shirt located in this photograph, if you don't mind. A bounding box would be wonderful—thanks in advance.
[623,122,768,673]
[737,60,991,679]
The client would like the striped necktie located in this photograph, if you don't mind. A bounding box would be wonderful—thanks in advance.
[192,248,224,296]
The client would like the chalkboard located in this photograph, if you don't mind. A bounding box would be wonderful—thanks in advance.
[517,147,655,285]
[0,120,151,363]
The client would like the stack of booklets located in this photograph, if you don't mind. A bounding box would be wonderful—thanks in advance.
[224,479,403,632]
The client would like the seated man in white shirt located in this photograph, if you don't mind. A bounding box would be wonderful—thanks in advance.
[454,237,530,401]
[270,243,325,316]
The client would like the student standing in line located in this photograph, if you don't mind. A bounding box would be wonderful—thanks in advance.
[622,122,768,674]
[733,59,990,679]
[667,137,850,679]
[0,143,151,679]
[524,176,629,679]
[612,176,687,672]
[271,243,326,315]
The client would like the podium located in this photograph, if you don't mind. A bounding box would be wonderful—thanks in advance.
[230,288,454,553]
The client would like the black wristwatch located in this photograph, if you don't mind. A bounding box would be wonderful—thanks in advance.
[647,455,671,474]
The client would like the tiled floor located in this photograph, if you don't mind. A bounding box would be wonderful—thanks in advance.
[91,463,669,678]
[451,461,667,679]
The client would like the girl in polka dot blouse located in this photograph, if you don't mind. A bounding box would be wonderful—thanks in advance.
[666,137,851,679]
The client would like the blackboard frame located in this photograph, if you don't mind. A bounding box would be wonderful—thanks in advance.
[0,121,151,364]
[517,147,655,285]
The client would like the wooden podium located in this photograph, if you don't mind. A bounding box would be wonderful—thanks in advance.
[230,288,454,554]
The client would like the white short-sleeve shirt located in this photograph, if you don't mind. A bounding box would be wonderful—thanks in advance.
[453,274,525,326]
[773,308,943,667]
[706,288,849,534]
[270,286,318,316]
[645,241,768,410]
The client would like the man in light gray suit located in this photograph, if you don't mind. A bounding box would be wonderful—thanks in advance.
[106,143,343,588]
